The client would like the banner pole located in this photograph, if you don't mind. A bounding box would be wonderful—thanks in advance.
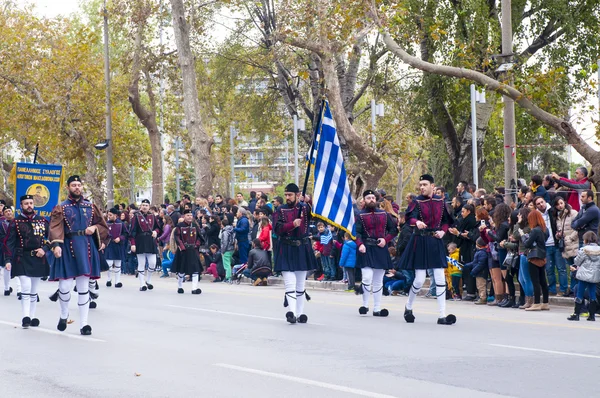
[33,143,39,164]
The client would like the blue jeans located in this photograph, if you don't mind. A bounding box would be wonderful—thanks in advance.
[427,269,436,295]
[566,257,577,290]
[576,280,597,301]
[545,245,567,293]
[518,254,534,296]
[321,256,334,278]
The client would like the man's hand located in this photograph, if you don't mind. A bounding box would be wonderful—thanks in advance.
[460,231,469,238]
[499,240,506,248]
[358,244,366,253]
[114,237,120,243]
[293,219,302,228]
[448,227,459,236]
[34,248,45,258]
[377,238,386,248]
[551,172,560,180]
[85,225,97,236]
[131,245,136,253]
[570,266,577,272]
[152,231,157,239]
[5,263,11,271]
[100,243,106,251]
[416,221,427,230]
[435,231,445,239]
[53,246,62,258]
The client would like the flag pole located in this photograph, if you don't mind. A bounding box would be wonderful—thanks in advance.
[301,98,326,197]
[33,142,39,164]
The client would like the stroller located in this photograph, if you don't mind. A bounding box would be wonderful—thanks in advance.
[231,263,248,284]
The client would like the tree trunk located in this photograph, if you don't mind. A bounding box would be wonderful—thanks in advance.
[83,146,103,208]
[128,22,163,205]
[170,0,213,197]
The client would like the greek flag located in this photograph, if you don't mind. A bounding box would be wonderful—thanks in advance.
[312,101,356,238]
[446,256,463,270]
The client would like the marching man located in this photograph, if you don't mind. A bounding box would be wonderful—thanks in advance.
[399,174,456,325]
[171,209,202,295]
[129,199,160,291]
[355,189,398,317]
[4,195,50,328]
[48,175,109,335]
[273,183,317,324]
[105,207,127,288]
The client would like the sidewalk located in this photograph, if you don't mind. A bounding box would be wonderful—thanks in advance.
[234,275,575,307]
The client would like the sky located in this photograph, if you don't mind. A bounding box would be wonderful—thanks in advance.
[24,0,80,18]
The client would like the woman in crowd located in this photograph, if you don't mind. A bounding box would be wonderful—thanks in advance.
[258,216,272,252]
[478,207,504,305]
[500,210,524,308]
[448,203,478,300]
[522,210,550,311]
[487,203,514,307]
[204,214,221,248]
[551,196,579,296]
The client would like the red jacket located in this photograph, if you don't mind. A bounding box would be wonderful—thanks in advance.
[558,176,590,212]
[258,224,272,251]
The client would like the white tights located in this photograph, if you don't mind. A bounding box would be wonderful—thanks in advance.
[2,268,20,292]
[406,268,447,317]
[58,276,91,328]
[106,259,122,284]
[136,254,157,287]
[18,276,40,319]
[360,267,386,312]
[177,273,199,290]
[282,271,308,316]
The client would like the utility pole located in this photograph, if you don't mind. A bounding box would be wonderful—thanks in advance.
[501,0,517,205]
[158,0,165,203]
[103,0,114,208]
[230,125,235,198]
[175,137,181,201]
[470,85,486,189]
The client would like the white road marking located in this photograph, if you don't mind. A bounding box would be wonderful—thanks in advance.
[165,305,325,326]
[490,344,600,359]
[214,363,397,398]
[0,320,106,343]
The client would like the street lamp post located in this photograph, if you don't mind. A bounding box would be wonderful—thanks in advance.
[102,0,114,208]
[230,125,236,198]
[293,115,305,186]
[370,99,384,148]
[470,85,486,189]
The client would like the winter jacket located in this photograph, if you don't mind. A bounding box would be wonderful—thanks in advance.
[220,225,235,253]
[247,248,272,275]
[532,184,550,203]
[317,229,333,257]
[395,222,412,258]
[522,226,550,259]
[572,202,600,242]
[447,250,462,277]
[465,248,488,277]
[259,224,272,251]
[233,216,250,242]
[554,208,579,259]
[339,240,357,268]
[574,243,600,284]
[158,224,173,244]
[503,225,531,254]
[205,250,224,276]
[204,221,221,247]
[557,176,590,212]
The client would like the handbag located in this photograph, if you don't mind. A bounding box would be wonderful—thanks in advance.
[527,244,547,267]
[503,251,519,270]
[557,214,567,252]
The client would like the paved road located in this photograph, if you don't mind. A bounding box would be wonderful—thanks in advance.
[0,275,598,398]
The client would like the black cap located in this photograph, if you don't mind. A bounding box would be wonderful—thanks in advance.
[20,194,34,202]
[363,189,376,198]
[141,199,150,204]
[109,207,120,215]
[284,183,299,193]
[67,175,81,185]
[419,174,434,183]
[0,200,5,205]
[183,209,192,215]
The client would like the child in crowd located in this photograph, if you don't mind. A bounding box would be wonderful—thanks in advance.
[463,238,489,305]
[446,243,462,300]
[160,244,174,278]
[568,231,600,321]
[315,222,334,281]
[338,233,356,291]
[204,244,225,282]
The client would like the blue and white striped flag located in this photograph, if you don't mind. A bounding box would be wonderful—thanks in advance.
[446,256,463,270]
[312,101,355,238]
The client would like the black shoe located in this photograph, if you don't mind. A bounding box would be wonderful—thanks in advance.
[22,317,31,328]
[37,295,40,302]
[89,291,99,300]
[17,292,21,300]
[115,283,123,288]
[80,325,92,336]
[95,281,99,289]
[140,286,147,292]
[106,281,112,287]
[177,288,184,294]
[49,289,59,302]
[73,286,77,292]
[30,318,40,327]
[4,287,12,296]
[463,295,475,302]
[57,317,68,332]
[437,314,457,325]
[404,306,415,323]
[588,301,596,321]
[382,288,390,296]
[359,306,369,315]
[41,276,48,281]
[191,289,202,295]
[297,314,308,323]
[89,301,97,309]
[286,311,297,324]
[373,309,389,317]
[146,283,154,290]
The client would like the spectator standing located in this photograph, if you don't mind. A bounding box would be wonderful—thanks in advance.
[315,222,334,280]
[233,209,250,264]
[533,196,563,296]
[203,215,221,248]
[567,231,600,321]
[339,233,357,291]
[248,191,258,213]
[551,197,579,296]
[258,216,272,252]
[522,210,550,311]
[219,215,235,282]
[448,204,478,300]
[552,167,591,212]
[456,181,473,202]
[530,175,550,203]
[571,189,600,246]
[236,192,249,207]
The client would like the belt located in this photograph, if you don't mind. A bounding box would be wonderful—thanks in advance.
[280,237,310,247]
[364,238,381,246]
[413,230,437,237]
[16,248,40,256]
[66,230,87,238]
[140,231,153,236]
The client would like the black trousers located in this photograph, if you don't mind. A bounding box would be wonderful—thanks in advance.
[529,262,549,304]
[344,267,356,289]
